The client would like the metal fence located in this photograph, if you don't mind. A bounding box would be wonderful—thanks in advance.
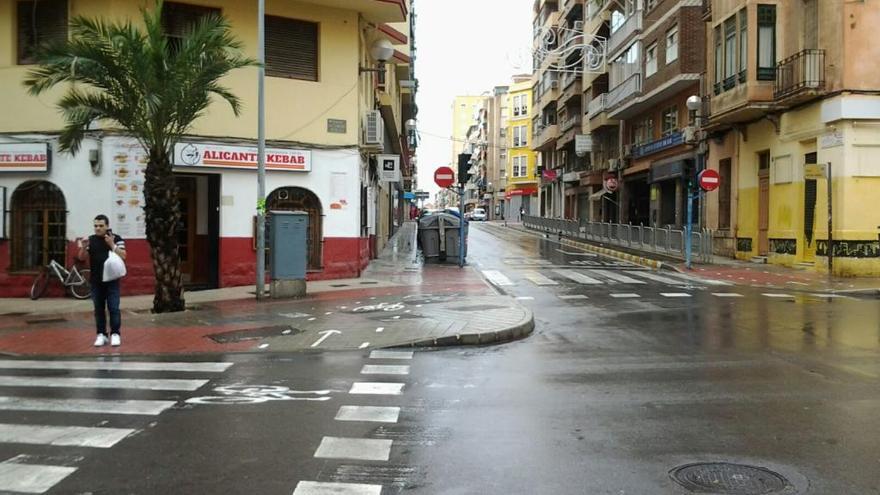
[522,215,714,264]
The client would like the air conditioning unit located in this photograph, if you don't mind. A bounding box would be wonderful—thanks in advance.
[573,20,584,31]
[608,158,619,170]
[363,110,384,147]
[683,125,696,144]
[550,80,560,89]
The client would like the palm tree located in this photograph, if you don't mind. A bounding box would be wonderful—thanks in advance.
[24,2,256,313]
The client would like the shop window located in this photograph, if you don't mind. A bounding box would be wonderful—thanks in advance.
[162,2,221,55]
[265,16,319,81]
[718,159,732,229]
[16,0,68,65]
[11,181,67,272]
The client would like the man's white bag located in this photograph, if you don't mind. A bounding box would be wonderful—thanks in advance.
[102,251,127,282]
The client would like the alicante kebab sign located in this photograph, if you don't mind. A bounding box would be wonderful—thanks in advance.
[173,143,311,172]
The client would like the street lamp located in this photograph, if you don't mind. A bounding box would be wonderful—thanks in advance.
[684,94,704,270]
[360,39,395,73]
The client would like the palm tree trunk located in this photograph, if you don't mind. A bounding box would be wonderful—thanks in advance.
[143,149,185,313]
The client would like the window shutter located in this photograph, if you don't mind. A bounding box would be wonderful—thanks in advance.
[266,16,319,81]
[17,0,68,65]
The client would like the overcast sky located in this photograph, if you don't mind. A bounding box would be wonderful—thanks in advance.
[414,0,534,200]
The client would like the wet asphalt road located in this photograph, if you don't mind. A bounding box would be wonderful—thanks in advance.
[2,224,880,494]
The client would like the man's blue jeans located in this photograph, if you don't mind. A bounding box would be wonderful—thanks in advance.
[92,280,121,335]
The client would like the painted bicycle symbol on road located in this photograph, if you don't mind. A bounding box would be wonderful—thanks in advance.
[351,302,405,313]
[185,385,332,405]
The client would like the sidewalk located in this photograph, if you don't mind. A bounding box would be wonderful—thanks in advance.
[486,220,880,295]
[0,221,534,356]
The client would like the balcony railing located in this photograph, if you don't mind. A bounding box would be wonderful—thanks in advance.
[561,115,582,132]
[587,93,607,117]
[775,49,826,100]
[607,10,642,55]
[606,73,641,109]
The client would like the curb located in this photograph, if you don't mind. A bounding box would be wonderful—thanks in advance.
[398,307,535,348]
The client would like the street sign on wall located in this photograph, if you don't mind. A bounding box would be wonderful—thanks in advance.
[378,154,400,182]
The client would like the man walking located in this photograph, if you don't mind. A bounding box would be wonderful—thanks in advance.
[78,215,126,347]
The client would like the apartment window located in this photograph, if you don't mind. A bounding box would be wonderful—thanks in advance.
[512,96,521,117]
[714,26,723,94]
[162,2,221,55]
[757,5,776,80]
[634,118,654,144]
[500,128,507,138]
[719,159,732,229]
[661,107,678,136]
[610,10,625,33]
[10,181,67,271]
[16,0,68,65]
[519,126,528,147]
[521,97,528,116]
[500,164,507,179]
[646,43,658,77]
[724,17,736,88]
[738,9,747,82]
[666,26,679,64]
[512,156,527,178]
[266,16,318,81]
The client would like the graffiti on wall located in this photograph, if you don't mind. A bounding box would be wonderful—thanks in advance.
[736,238,753,252]
[816,240,880,258]
[769,238,797,255]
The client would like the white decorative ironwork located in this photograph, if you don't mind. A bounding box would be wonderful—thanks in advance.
[533,26,608,74]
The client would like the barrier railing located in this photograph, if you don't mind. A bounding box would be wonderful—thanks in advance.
[521,215,714,263]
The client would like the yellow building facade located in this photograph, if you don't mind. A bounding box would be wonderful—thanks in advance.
[704,0,880,276]
[505,79,538,218]
[0,0,416,295]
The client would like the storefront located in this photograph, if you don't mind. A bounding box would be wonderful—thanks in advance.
[505,186,537,220]
[0,136,369,297]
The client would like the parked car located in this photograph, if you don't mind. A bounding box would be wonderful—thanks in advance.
[470,208,487,221]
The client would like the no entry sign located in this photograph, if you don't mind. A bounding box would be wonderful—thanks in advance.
[698,169,721,192]
[434,166,455,188]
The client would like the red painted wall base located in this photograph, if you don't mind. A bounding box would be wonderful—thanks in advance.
[0,236,372,298]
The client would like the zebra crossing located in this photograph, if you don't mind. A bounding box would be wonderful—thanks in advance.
[294,349,416,495]
[0,358,233,493]
[483,268,718,290]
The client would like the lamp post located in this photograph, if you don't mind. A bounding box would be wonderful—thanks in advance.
[685,95,703,270]
[255,0,267,299]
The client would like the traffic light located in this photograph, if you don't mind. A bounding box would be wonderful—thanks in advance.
[457,153,472,185]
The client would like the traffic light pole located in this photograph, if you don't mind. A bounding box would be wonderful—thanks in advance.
[459,184,465,268]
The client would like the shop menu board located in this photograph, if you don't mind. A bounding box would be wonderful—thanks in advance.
[111,142,147,238]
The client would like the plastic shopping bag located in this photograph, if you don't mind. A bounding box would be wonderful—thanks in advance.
[102,251,127,282]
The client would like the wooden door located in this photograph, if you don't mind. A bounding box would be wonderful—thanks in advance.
[758,173,770,255]
[176,179,197,283]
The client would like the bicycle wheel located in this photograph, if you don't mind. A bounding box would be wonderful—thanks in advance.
[68,269,92,300]
[30,270,50,300]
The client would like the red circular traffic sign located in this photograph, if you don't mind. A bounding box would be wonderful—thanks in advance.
[698,169,721,192]
[604,175,619,192]
[434,166,455,188]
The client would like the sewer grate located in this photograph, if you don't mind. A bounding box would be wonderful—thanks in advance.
[207,325,300,343]
[670,462,791,494]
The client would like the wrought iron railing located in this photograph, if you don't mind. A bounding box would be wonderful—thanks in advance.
[522,215,715,263]
[775,49,825,99]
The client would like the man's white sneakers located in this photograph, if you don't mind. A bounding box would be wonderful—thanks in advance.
[110,334,121,347]
[94,334,108,347]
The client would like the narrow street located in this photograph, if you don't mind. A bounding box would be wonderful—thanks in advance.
[0,224,877,493]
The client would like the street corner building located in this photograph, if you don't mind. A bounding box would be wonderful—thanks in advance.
[0,0,419,297]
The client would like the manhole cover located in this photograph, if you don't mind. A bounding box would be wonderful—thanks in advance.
[670,463,791,494]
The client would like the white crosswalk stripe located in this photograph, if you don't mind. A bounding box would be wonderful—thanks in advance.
[523,271,559,286]
[0,358,233,493]
[713,292,745,298]
[294,481,382,495]
[590,269,647,284]
[661,293,693,298]
[665,273,732,286]
[610,293,641,298]
[553,269,602,285]
[482,270,514,286]
[625,270,688,285]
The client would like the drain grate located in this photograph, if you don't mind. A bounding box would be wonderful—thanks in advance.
[207,325,300,343]
[670,463,791,494]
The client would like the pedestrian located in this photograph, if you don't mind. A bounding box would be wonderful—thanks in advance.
[78,214,127,347]
[519,206,525,220]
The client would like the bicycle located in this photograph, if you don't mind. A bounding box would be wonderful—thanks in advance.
[29,259,91,300]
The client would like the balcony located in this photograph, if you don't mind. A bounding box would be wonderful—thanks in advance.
[538,83,561,110]
[607,11,642,56]
[301,0,406,22]
[606,73,641,112]
[560,73,582,103]
[775,49,826,103]
[560,114,582,133]
[533,123,560,150]
[631,131,684,159]
[557,116,582,148]
[587,93,607,118]
[560,0,584,21]
[588,0,609,20]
